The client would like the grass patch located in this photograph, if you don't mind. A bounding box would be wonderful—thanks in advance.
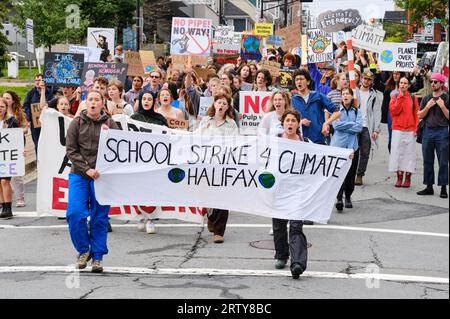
[0,86,33,102]
[0,67,39,80]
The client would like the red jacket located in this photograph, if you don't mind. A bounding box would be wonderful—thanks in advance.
[389,93,419,132]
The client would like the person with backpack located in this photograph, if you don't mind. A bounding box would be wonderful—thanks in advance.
[388,77,419,188]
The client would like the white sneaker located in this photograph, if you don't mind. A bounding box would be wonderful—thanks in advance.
[145,220,156,234]
[16,199,26,207]
[269,227,273,236]
[137,219,145,232]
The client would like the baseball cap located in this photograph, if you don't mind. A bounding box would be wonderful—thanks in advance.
[267,54,276,61]
[362,71,374,79]
[324,62,335,69]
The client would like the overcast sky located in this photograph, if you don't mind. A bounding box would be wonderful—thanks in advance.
[303,0,397,20]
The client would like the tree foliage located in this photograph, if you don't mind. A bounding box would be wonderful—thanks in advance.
[383,21,408,42]
[0,0,12,68]
[396,0,448,27]
[12,0,88,51]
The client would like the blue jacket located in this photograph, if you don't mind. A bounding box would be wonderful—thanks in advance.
[308,63,332,95]
[292,91,337,144]
[330,105,363,151]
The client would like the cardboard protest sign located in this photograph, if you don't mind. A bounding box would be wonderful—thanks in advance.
[0,128,25,178]
[261,60,281,77]
[170,17,212,56]
[31,103,42,128]
[43,52,84,87]
[87,28,115,62]
[351,24,386,53]
[238,91,272,135]
[378,42,418,72]
[172,55,208,69]
[213,26,234,44]
[95,128,353,223]
[275,24,300,50]
[140,50,158,73]
[68,45,102,62]
[241,34,263,61]
[307,29,334,63]
[199,96,213,117]
[255,23,274,36]
[36,109,206,223]
[80,63,128,92]
[279,71,293,88]
[193,67,216,82]
[124,51,145,76]
[166,118,189,130]
[317,9,362,33]
[266,35,284,47]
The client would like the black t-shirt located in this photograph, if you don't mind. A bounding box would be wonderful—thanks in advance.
[419,93,449,128]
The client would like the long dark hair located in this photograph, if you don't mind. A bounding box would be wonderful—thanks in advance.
[4,90,27,126]
[385,71,406,91]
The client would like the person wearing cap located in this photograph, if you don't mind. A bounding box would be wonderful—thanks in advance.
[354,71,383,186]
[307,61,335,95]
[417,73,449,199]
[340,60,349,74]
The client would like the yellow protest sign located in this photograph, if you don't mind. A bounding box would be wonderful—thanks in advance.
[255,24,274,36]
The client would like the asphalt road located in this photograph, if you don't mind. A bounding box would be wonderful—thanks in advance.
[0,127,448,300]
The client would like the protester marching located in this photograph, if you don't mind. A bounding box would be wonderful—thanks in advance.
[1,3,449,285]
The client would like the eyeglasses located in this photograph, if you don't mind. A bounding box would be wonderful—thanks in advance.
[150,75,160,79]
[430,80,441,84]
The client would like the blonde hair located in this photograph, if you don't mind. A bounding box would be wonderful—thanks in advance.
[266,91,293,113]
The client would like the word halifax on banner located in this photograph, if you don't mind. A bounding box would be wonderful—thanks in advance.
[94,130,353,223]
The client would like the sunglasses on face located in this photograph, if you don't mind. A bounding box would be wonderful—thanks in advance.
[431,80,441,84]
[150,75,160,79]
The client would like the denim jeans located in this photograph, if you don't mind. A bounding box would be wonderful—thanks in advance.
[421,127,449,186]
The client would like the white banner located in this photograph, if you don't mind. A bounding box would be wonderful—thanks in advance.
[95,130,353,224]
[307,29,334,63]
[36,109,205,222]
[69,45,102,62]
[378,42,418,72]
[351,24,386,53]
[170,17,212,56]
[239,91,272,136]
[0,128,25,178]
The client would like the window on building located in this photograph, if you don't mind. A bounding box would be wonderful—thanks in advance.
[233,19,247,32]
[5,30,9,36]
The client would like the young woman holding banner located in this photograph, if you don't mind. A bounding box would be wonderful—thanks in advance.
[0,97,19,219]
[195,93,238,243]
[131,92,168,234]
[65,90,119,273]
[272,110,309,279]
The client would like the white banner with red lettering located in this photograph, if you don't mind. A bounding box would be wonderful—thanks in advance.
[36,109,206,222]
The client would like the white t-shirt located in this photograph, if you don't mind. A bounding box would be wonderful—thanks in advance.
[258,111,283,136]
[359,90,370,128]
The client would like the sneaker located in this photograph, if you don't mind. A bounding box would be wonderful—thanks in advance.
[335,199,344,211]
[440,186,448,199]
[269,227,273,236]
[355,175,363,186]
[137,219,146,232]
[91,260,103,273]
[275,259,287,269]
[145,220,156,234]
[76,252,91,269]
[345,197,353,209]
[213,235,224,243]
[417,186,434,196]
[16,199,26,207]
[303,220,314,225]
[107,222,112,232]
[291,263,304,279]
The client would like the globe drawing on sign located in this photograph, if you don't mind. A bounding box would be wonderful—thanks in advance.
[258,172,276,189]
[168,168,185,183]
[380,50,394,64]
[243,35,261,53]
[311,36,331,54]
[52,59,78,80]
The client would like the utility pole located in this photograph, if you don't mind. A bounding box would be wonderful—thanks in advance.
[219,0,224,25]
[284,0,288,27]
[136,0,141,51]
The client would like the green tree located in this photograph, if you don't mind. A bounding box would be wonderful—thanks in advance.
[383,21,408,42]
[0,0,12,70]
[396,0,449,39]
[12,0,88,51]
[79,0,136,42]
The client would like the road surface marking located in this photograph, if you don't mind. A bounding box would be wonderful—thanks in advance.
[0,266,447,284]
